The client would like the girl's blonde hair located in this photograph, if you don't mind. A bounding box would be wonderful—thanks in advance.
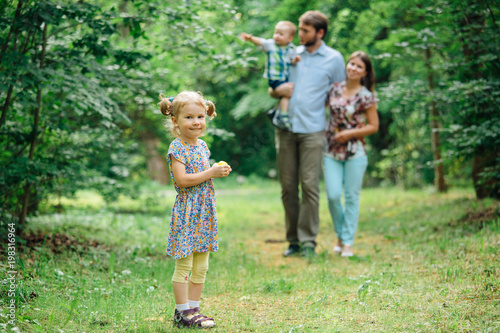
[157,91,216,137]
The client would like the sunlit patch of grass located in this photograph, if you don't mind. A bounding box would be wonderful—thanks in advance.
[3,183,499,332]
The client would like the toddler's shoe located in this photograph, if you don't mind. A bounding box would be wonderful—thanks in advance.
[267,105,290,131]
[280,113,291,130]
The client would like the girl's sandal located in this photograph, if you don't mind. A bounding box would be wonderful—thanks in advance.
[174,308,216,329]
[192,308,215,328]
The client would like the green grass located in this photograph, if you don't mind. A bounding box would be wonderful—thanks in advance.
[2,180,499,332]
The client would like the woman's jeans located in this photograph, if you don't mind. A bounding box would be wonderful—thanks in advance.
[323,154,368,246]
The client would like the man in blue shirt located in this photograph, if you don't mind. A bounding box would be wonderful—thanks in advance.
[271,10,345,257]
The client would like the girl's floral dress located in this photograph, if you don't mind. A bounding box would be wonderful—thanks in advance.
[166,138,218,259]
[326,81,379,161]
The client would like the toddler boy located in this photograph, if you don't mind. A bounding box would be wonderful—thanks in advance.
[240,21,300,130]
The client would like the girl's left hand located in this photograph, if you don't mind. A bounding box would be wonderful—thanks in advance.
[333,130,352,144]
[211,163,232,178]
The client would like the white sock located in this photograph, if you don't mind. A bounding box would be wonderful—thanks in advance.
[189,300,200,309]
[175,303,189,311]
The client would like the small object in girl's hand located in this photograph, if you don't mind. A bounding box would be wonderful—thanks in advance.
[218,161,229,166]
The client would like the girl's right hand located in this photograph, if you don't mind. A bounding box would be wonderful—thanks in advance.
[211,163,232,178]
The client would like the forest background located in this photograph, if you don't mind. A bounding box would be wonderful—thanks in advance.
[1,0,499,231]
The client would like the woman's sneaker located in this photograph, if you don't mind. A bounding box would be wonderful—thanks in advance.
[341,245,354,257]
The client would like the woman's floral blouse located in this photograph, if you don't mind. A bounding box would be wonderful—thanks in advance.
[326,81,379,161]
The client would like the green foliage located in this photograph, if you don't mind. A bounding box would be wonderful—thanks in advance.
[0,0,242,226]
[231,84,275,120]
[325,0,500,194]
[174,0,499,194]
[443,79,500,197]
[375,78,436,187]
[0,1,141,229]
[2,0,499,231]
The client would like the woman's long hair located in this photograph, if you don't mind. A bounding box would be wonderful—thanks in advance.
[348,51,375,92]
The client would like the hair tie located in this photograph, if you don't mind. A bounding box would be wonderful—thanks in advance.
[169,97,174,102]
[204,99,211,109]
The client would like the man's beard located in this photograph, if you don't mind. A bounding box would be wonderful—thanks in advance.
[304,35,319,47]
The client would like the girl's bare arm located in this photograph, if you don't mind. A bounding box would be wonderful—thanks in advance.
[171,157,231,188]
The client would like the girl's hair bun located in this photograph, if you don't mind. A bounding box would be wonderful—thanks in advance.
[158,93,173,117]
[205,100,216,119]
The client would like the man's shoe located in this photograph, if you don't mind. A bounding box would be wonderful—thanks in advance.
[302,246,316,258]
[283,244,300,257]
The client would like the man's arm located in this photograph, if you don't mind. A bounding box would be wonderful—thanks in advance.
[333,54,346,83]
[269,83,294,99]
[329,53,346,84]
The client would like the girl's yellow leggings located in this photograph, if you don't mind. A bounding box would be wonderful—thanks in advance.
[172,252,210,284]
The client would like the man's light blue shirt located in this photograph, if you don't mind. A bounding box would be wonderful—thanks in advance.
[288,41,345,133]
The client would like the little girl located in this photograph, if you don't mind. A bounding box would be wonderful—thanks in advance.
[158,91,232,329]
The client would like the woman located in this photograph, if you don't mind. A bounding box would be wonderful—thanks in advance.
[324,51,379,257]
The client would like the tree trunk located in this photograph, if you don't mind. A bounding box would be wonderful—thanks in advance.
[472,153,498,199]
[118,1,130,37]
[454,4,498,199]
[0,85,14,129]
[0,1,23,130]
[116,0,168,184]
[0,0,23,63]
[19,23,47,226]
[144,138,169,184]
[425,47,447,192]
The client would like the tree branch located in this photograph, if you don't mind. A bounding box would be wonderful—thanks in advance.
[21,28,36,54]
[0,85,14,129]
[20,22,48,226]
[485,0,497,27]
[49,22,84,38]
[0,0,24,64]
